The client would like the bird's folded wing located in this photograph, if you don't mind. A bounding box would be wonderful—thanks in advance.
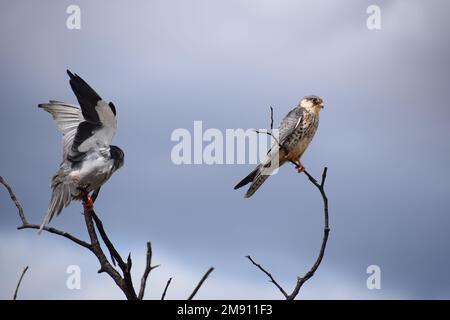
[278,107,304,145]
[38,101,84,159]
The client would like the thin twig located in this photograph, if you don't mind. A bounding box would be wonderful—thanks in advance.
[187,267,214,300]
[18,224,92,249]
[82,208,135,299]
[246,256,288,299]
[247,167,329,299]
[288,167,329,299]
[161,277,172,300]
[138,241,160,300]
[270,106,274,130]
[81,190,126,269]
[13,266,29,300]
[89,210,124,267]
[0,176,27,224]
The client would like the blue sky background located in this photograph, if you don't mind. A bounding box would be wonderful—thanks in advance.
[1,0,450,299]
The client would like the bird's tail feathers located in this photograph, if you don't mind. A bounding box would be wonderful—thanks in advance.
[39,182,72,234]
[234,165,261,190]
[243,152,282,198]
[244,172,271,198]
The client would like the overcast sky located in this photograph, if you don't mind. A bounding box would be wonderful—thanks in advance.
[1,0,450,299]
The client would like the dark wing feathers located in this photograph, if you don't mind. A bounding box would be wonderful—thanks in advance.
[69,121,101,157]
[67,69,101,124]
[278,107,304,146]
[66,70,103,158]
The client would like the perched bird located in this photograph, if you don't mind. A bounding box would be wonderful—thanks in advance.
[234,95,324,198]
[38,70,124,231]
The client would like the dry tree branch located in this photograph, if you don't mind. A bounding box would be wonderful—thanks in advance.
[248,107,330,300]
[269,106,274,130]
[1,175,213,300]
[0,177,27,224]
[138,241,160,300]
[247,167,329,300]
[13,266,29,300]
[1,176,92,249]
[245,256,288,299]
[161,277,172,300]
[187,267,215,300]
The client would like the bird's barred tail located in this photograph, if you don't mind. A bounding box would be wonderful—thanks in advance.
[234,165,271,198]
[244,173,270,198]
[234,151,280,198]
[39,182,72,233]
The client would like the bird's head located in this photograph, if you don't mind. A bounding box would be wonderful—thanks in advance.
[299,95,324,113]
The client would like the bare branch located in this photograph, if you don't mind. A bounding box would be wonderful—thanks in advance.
[13,266,29,300]
[0,176,27,225]
[247,167,330,300]
[270,106,274,130]
[91,187,101,203]
[1,175,91,249]
[17,224,92,249]
[138,241,160,300]
[187,267,214,300]
[81,209,131,296]
[89,208,127,270]
[161,277,172,300]
[3,176,213,301]
[246,256,288,299]
[81,196,138,299]
[288,167,329,299]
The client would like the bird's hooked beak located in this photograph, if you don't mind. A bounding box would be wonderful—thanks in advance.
[316,100,324,109]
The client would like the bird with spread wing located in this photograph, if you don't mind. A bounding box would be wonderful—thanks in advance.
[234,95,324,198]
[38,70,124,231]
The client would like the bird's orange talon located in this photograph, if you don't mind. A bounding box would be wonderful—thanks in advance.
[83,195,94,212]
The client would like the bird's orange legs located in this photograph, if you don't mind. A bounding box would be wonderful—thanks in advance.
[284,151,305,173]
[83,194,94,212]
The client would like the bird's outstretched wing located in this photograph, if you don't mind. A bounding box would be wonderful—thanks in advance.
[38,101,84,159]
[67,70,102,124]
[66,70,117,156]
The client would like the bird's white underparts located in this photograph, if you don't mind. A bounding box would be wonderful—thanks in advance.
[38,70,124,231]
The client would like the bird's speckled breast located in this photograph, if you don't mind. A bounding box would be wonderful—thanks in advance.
[283,111,319,159]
